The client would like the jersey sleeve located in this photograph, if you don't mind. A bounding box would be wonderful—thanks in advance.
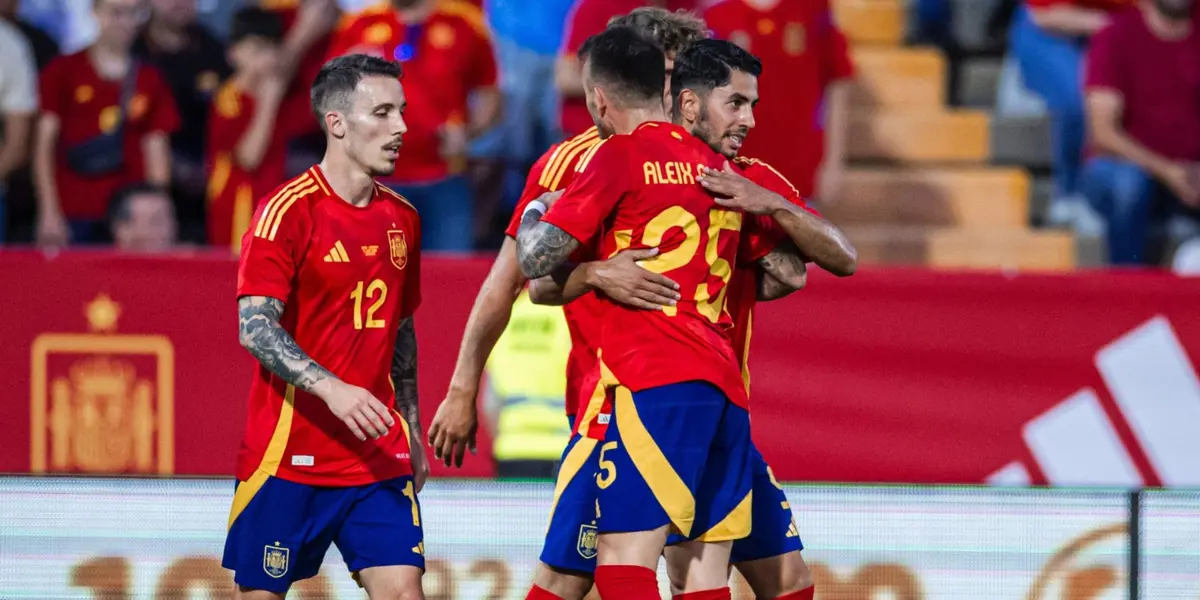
[540,140,625,245]
[506,149,554,238]
[401,216,422,319]
[738,214,784,266]
[208,86,249,154]
[817,2,854,84]
[236,193,312,302]
[1084,21,1124,92]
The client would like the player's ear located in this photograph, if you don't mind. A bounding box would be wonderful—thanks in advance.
[678,89,700,123]
[324,111,346,139]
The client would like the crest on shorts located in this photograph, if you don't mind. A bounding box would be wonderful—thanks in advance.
[263,543,290,578]
[387,229,408,270]
[577,523,599,559]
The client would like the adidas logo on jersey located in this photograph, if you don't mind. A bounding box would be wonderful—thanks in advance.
[323,241,350,263]
[987,316,1200,488]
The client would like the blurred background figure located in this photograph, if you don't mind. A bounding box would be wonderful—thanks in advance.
[484,291,573,479]
[133,0,229,245]
[1006,0,1129,232]
[107,181,178,251]
[1083,0,1200,265]
[330,0,501,252]
[0,18,38,244]
[32,0,179,247]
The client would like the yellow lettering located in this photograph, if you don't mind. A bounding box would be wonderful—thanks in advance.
[680,162,696,185]
[665,162,680,184]
[642,161,658,185]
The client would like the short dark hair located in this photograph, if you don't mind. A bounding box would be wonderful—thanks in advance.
[108,182,172,225]
[228,6,284,45]
[606,8,709,58]
[577,25,666,107]
[310,54,403,129]
[670,39,763,106]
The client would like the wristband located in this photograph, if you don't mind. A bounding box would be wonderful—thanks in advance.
[522,200,547,219]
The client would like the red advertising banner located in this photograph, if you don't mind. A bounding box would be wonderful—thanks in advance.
[2,250,1199,487]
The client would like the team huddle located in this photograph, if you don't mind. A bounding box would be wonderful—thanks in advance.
[224,7,856,600]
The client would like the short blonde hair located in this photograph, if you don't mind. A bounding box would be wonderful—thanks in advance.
[607,7,709,58]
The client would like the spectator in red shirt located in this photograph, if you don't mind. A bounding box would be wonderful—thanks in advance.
[1083,0,1200,264]
[1008,0,1134,230]
[206,6,288,253]
[33,0,180,247]
[704,0,854,199]
[329,0,501,251]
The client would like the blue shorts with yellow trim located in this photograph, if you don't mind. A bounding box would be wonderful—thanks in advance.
[540,432,602,573]
[222,474,424,593]
[728,446,805,562]
[596,381,753,541]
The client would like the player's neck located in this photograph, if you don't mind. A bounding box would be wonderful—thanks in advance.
[612,108,668,135]
[317,156,376,208]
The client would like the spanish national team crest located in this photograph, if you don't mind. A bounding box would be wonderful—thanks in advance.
[387,229,408,270]
[783,23,806,56]
[30,293,175,475]
[577,523,599,559]
[264,543,290,578]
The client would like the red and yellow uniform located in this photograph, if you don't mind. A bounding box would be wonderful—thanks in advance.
[205,82,289,251]
[328,0,498,184]
[506,126,603,428]
[1025,0,1135,11]
[234,166,422,487]
[543,122,777,542]
[704,0,854,195]
[38,51,180,220]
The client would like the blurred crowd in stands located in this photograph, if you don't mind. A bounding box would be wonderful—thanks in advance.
[0,0,853,256]
[919,0,1200,268]
[0,0,1197,268]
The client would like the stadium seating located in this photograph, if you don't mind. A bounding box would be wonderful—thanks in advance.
[831,0,1076,271]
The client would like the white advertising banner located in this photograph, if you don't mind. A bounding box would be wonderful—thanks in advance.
[0,478,1196,599]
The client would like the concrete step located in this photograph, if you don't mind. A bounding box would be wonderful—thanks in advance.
[958,56,1003,109]
[990,115,1053,168]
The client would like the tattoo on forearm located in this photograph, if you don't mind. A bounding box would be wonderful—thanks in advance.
[516,213,580,279]
[237,296,335,394]
[392,317,421,432]
[757,242,808,297]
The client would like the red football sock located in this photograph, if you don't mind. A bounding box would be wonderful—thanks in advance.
[525,585,563,600]
[594,565,659,600]
[774,586,815,600]
[672,588,732,600]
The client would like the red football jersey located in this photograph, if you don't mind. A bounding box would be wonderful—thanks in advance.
[328,1,498,184]
[206,81,289,252]
[541,122,778,410]
[506,127,603,425]
[724,156,821,396]
[704,0,854,195]
[38,51,180,219]
[235,166,422,487]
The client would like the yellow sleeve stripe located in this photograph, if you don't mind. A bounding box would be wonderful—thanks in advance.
[255,175,317,241]
[548,137,601,190]
[575,138,609,173]
[541,128,600,189]
[375,182,417,212]
[740,156,799,197]
[254,174,311,237]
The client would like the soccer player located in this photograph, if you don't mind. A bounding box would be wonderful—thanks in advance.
[515,27,803,600]
[222,54,429,600]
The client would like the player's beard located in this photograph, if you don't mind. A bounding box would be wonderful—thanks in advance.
[694,106,737,160]
[1155,0,1193,19]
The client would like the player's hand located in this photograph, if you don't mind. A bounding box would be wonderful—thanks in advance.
[699,162,787,215]
[409,432,431,492]
[589,248,681,311]
[427,389,478,468]
[320,381,394,441]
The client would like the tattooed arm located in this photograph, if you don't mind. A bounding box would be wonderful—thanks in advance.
[757,241,808,301]
[237,295,394,441]
[391,317,420,435]
[515,208,581,280]
[238,296,337,392]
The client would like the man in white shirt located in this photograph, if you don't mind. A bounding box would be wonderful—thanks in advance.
[0,19,38,243]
